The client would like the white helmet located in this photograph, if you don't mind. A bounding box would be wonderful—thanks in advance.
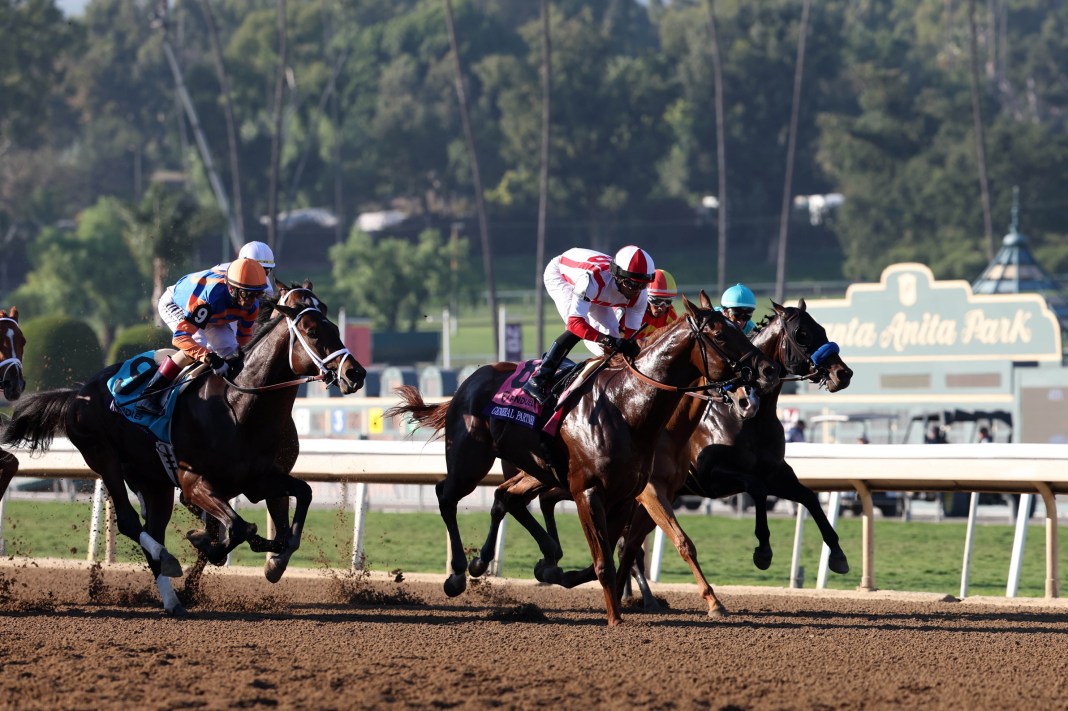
[238,241,276,271]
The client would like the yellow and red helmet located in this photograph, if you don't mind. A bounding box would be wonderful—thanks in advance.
[647,269,677,300]
[225,258,268,292]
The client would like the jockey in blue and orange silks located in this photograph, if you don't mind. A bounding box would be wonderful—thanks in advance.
[137,257,268,415]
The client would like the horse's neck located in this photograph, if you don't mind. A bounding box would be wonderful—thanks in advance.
[752,320,787,398]
[226,319,298,421]
[619,328,704,436]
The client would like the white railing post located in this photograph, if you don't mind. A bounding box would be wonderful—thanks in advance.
[817,492,842,589]
[0,487,7,557]
[351,482,369,570]
[490,518,507,576]
[1006,493,1033,597]
[87,479,105,563]
[789,505,807,588]
[959,492,980,598]
[650,526,666,582]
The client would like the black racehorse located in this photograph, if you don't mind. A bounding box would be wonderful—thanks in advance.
[1,284,365,616]
[386,293,779,626]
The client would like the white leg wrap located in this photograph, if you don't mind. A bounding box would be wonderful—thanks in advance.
[156,574,181,613]
[139,531,164,560]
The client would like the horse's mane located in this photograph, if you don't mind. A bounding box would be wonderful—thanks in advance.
[750,312,776,334]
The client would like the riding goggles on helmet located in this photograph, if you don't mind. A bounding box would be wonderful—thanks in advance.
[727,307,753,320]
[618,277,648,292]
[649,298,673,308]
[231,287,260,302]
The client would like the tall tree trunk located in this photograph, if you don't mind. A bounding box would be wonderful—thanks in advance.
[157,1,240,257]
[535,0,552,355]
[705,0,728,297]
[968,0,995,258]
[152,255,166,328]
[267,0,288,252]
[774,0,811,304]
[198,0,244,247]
[444,0,498,348]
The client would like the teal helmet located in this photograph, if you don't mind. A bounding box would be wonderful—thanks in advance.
[721,283,756,309]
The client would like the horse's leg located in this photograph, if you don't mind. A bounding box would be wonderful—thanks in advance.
[436,442,497,597]
[136,482,186,617]
[769,462,849,574]
[469,474,548,578]
[749,483,774,570]
[573,486,623,627]
[635,482,727,618]
[616,504,661,611]
[178,468,254,566]
[535,487,571,581]
[263,479,312,583]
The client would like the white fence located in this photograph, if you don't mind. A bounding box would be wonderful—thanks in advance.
[2,439,1066,598]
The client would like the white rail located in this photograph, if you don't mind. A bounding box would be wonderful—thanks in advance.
[1,440,1065,597]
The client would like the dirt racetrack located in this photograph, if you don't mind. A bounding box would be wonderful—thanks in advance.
[1,558,1067,710]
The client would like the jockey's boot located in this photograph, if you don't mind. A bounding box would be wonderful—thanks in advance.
[136,377,169,416]
[522,335,576,405]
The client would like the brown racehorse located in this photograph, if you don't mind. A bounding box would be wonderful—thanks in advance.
[386,293,780,626]
[0,307,26,501]
[471,299,853,616]
[1,285,365,616]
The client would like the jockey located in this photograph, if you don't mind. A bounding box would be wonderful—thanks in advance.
[138,257,269,415]
[636,269,679,339]
[522,245,655,405]
[213,241,277,296]
[718,283,757,336]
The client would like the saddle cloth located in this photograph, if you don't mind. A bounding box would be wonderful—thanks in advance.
[106,350,193,444]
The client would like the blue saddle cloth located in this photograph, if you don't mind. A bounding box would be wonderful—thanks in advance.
[106,351,182,443]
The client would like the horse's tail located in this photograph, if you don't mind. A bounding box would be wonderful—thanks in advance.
[0,388,77,454]
[384,385,450,437]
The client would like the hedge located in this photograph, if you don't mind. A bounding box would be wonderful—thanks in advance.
[21,315,104,392]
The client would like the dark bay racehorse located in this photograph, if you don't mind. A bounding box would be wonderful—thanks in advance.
[1,285,365,615]
[386,294,779,626]
[473,300,852,616]
[617,299,853,609]
[0,308,26,499]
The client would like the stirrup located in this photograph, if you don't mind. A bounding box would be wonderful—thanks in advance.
[522,378,552,405]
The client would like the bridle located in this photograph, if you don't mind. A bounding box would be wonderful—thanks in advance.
[774,309,840,386]
[224,288,356,394]
[623,311,757,401]
[0,317,25,394]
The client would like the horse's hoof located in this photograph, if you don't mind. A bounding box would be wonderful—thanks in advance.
[708,603,729,619]
[534,562,563,585]
[829,554,850,575]
[468,557,488,578]
[443,573,467,597]
[753,548,773,571]
[643,599,662,613]
[186,528,212,549]
[166,603,188,618]
[159,550,183,578]
[264,554,288,584]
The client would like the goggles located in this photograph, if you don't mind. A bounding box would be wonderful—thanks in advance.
[230,287,260,302]
[263,267,273,277]
[726,308,754,320]
[649,298,673,308]
[618,278,647,292]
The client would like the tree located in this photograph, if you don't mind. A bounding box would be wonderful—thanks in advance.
[330,227,475,332]
[10,198,148,351]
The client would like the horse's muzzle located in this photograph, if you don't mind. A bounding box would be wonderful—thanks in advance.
[338,362,367,395]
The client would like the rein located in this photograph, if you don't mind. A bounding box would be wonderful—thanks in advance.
[621,314,754,398]
[221,288,353,394]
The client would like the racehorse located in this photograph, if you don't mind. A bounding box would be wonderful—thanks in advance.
[386,293,780,626]
[1,284,365,616]
[471,299,852,616]
[616,298,853,610]
[0,307,26,499]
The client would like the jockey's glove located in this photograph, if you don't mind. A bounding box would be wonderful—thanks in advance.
[207,352,230,377]
[225,353,244,378]
[596,334,641,359]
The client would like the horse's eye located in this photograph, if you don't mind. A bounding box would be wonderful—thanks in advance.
[795,329,809,345]
[306,328,318,339]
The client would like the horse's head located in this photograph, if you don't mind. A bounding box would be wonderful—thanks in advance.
[0,307,26,401]
[720,383,760,420]
[273,282,367,395]
[681,292,780,393]
[766,298,852,392]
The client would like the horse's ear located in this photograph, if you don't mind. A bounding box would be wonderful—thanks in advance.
[8,306,16,322]
[699,290,713,309]
[303,278,314,290]
[771,301,785,317]
[682,294,698,316]
[797,297,807,312]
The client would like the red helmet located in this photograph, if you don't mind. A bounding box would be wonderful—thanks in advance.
[610,245,655,283]
[648,269,677,299]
